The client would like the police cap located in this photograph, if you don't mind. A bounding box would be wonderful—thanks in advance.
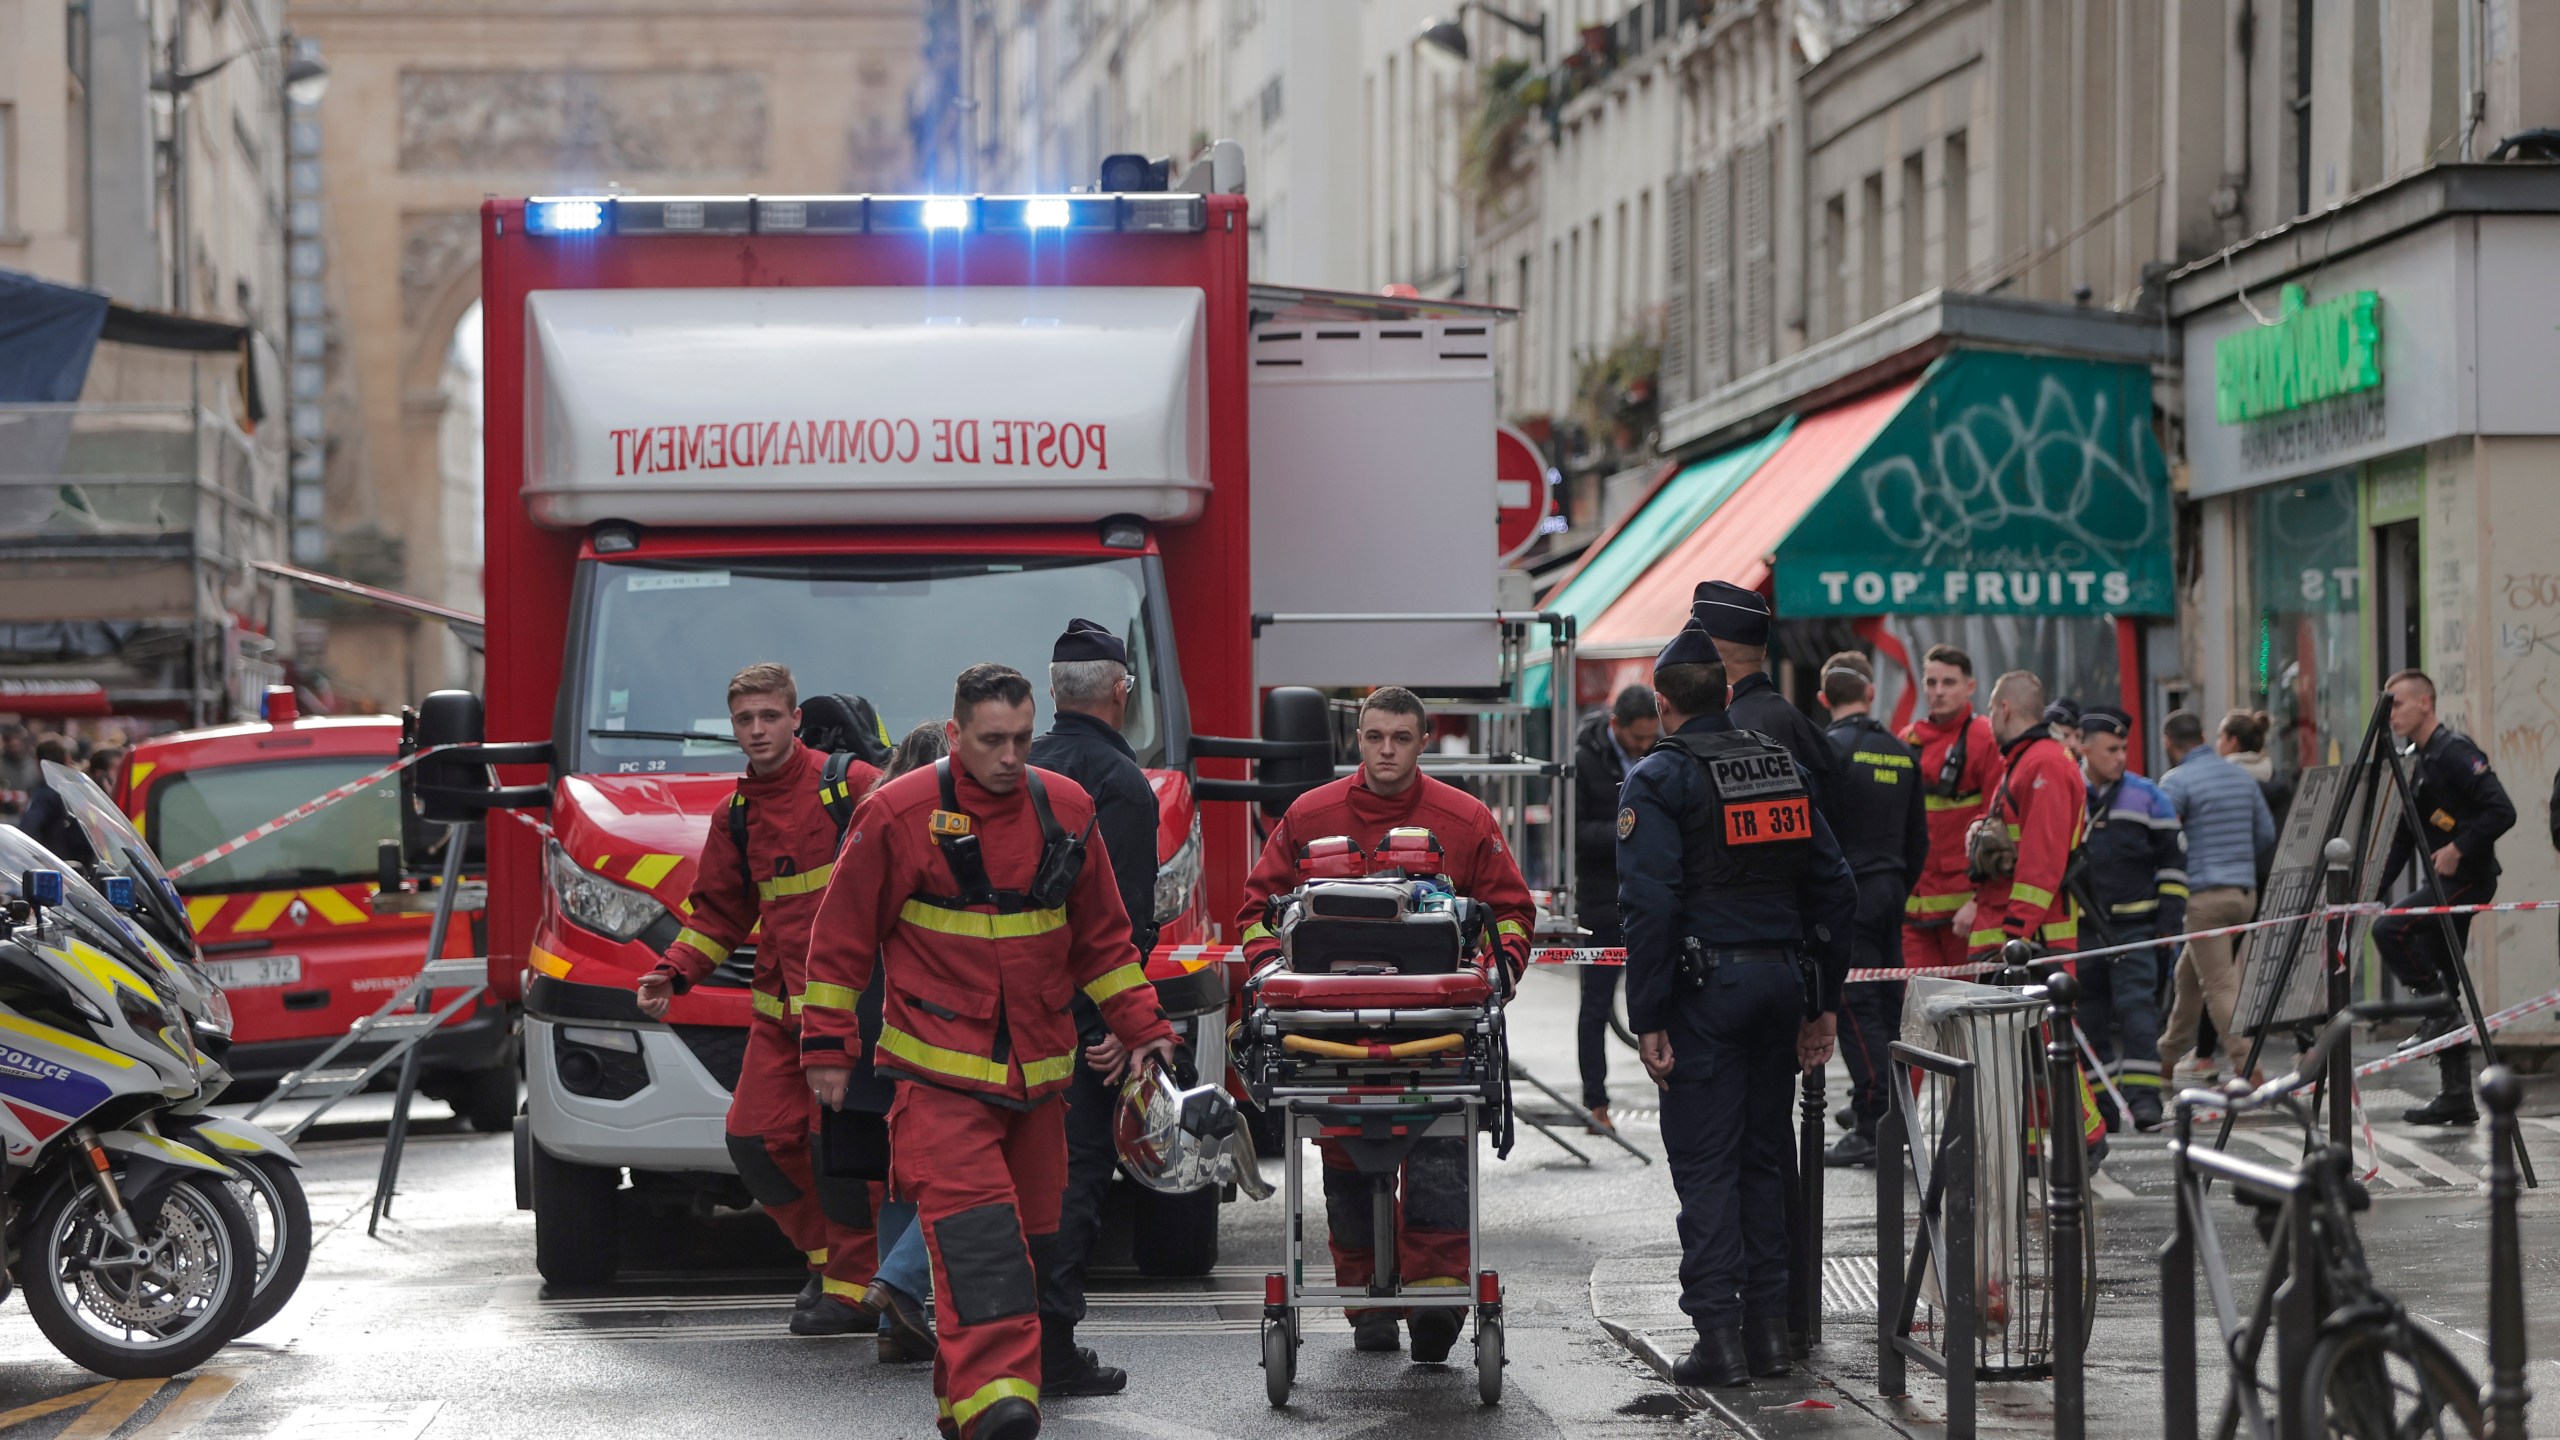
[1691,581,1771,646]
[1656,620,1721,670]
[1053,617,1129,666]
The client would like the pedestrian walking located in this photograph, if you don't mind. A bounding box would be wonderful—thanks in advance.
[2075,709,2185,1130]
[1619,620,1855,1388]
[1573,685,1659,1132]
[633,663,886,1332]
[803,663,1177,1440]
[2154,709,2276,1083]
[2373,671,2516,1126]
[1817,652,1926,1168]
[1027,619,1159,1397]
[1901,646,2004,971]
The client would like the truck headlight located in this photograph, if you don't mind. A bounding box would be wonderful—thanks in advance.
[1153,812,1202,925]
[548,840,671,942]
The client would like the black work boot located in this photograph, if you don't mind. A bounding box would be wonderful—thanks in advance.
[2396,1003,2457,1051]
[1040,1318,1128,1397]
[2405,1047,2480,1126]
[1407,1303,1464,1364]
[1743,1316,1792,1378]
[868,1279,936,1361]
[795,1271,824,1311]
[1671,1327,1752,1388]
[1350,1311,1401,1352]
[968,1395,1041,1440]
[789,1292,875,1336]
[1824,1130,1878,1168]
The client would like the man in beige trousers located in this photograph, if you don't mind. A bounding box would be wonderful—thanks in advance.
[2154,710,2277,1079]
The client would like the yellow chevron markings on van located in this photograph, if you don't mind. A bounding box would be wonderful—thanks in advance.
[297,888,370,925]
[233,891,296,932]
[625,853,683,888]
[186,896,225,930]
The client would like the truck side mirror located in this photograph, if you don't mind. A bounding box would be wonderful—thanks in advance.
[413,690,491,825]
[1259,687,1331,820]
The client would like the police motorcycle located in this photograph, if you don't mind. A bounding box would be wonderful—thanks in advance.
[39,761,310,1335]
[0,830,262,1376]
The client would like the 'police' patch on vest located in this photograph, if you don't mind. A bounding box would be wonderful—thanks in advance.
[1724,796,1812,846]
[1708,750,1799,799]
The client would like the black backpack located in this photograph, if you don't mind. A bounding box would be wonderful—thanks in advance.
[726,692,894,893]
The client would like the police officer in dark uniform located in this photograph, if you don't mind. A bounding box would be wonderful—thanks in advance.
[1694,581,1841,825]
[1817,653,1926,1168]
[1025,618,1160,1394]
[2373,669,2516,1126]
[1620,620,1857,1388]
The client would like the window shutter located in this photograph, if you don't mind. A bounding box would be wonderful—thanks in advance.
[1739,132,1775,370]
[1660,170,1693,407]
[1699,160,1733,392]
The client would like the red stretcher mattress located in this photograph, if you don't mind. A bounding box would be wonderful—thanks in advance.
[1255,970,1493,1011]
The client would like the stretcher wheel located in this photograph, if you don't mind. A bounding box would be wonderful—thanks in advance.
[1263,1315,1296,1406]
[1475,1311,1503,1406]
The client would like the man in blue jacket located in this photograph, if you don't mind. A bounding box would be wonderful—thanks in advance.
[2155,710,2274,1082]
[2075,710,2185,1130]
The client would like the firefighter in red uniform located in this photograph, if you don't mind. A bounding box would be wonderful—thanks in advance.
[1235,684,1534,1363]
[635,662,883,1333]
[1901,644,2004,970]
[1966,670,2086,958]
[803,663,1175,1440]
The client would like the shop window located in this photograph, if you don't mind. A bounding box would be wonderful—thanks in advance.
[2247,471,2361,782]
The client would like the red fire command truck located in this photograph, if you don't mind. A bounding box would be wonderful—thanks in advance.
[118,695,514,1127]
[428,176,1542,1286]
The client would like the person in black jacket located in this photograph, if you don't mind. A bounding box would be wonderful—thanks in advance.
[1817,653,1926,1167]
[1693,581,1840,824]
[16,738,92,863]
[1024,618,1160,1396]
[2373,670,2517,1126]
[1573,685,1659,1130]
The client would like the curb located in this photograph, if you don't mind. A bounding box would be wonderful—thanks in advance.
[1593,1312,1778,1437]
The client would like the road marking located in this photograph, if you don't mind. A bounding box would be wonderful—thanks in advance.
[127,1373,240,1439]
[0,1383,111,1432]
[2364,1131,2484,1189]
[57,1379,163,1438]
[2231,1129,2419,1190]
[2088,1168,2135,1201]
[261,1401,441,1440]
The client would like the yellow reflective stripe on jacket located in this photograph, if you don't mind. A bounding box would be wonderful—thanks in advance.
[757,863,834,901]
[1923,793,1984,811]
[1022,1052,1077,1087]
[1239,921,1275,944]
[1082,964,1149,1006]
[750,989,789,1021]
[877,1025,1012,1085]
[1495,920,1527,938]
[897,900,1067,940]
[673,928,733,964]
[952,1378,1040,1429]
[1904,892,1969,915]
[2008,882,2056,909]
[2160,882,2191,899]
[2111,899,2162,916]
[801,981,859,1012]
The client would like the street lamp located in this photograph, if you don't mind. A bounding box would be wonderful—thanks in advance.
[1417,4,1550,64]
[153,39,330,105]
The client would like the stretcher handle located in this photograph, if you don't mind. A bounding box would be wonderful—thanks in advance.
[1279,1032,1465,1060]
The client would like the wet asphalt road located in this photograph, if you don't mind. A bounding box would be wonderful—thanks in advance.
[0,970,1705,1440]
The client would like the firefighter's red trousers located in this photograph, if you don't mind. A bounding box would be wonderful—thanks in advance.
[1902,920,1969,973]
[891,1081,1064,1439]
[727,1021,875,1296]
[1317,1137,1469,1316]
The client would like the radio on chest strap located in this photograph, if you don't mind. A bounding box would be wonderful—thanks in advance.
[919,756,1096,913]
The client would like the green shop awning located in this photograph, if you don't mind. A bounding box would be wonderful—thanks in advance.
[1769,351,2173,617]
[1522,422,1794,703]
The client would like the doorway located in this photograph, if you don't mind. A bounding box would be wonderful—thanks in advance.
[2373,520,2421,679]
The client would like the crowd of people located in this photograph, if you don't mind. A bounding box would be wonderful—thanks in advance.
[0,723,127,858]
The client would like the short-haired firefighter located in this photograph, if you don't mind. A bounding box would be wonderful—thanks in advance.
[635,663,884,1331]
[802,664,1175,1440]
[1234,684,1535,1362]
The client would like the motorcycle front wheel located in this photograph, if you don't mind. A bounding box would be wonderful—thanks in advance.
[19,1173,256,1377]
[225,1154,311,1334]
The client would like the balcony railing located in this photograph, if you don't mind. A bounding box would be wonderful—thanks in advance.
[0,402,280,558]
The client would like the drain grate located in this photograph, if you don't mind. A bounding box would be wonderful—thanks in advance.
[1821,1255,1881,1319]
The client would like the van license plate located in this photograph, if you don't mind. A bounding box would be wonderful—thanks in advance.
[205,955,303,990]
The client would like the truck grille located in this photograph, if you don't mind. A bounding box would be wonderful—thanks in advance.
[672,1024,747,1093]
[697,950,758,988]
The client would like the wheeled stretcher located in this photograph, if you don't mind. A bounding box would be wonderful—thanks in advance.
[1235,867,1513,1407]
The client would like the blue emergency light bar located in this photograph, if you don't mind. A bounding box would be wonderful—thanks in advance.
[522,193,1206,238]
[22,870,64,909]
[102,875,135,911]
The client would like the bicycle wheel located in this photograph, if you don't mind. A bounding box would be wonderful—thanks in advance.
[2296,1323,2484,1440]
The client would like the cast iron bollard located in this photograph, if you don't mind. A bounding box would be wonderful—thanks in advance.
[2035,961,2087,1440]
[2478,1065,2529,1440]
[2321,838,2355,1153]
[1799,1063,1825,1350]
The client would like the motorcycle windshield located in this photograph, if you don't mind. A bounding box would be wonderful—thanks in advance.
[41,760,198,965]
[0,826,199,1076]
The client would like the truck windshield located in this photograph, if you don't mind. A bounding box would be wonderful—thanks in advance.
[150,758,401,895]
[569,554,1166,776]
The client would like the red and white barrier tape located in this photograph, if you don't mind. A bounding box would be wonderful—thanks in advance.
[166,746,455,878]
[2352,986,2560,1075]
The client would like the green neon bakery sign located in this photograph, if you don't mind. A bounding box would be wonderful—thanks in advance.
[2214,284,2382,423]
